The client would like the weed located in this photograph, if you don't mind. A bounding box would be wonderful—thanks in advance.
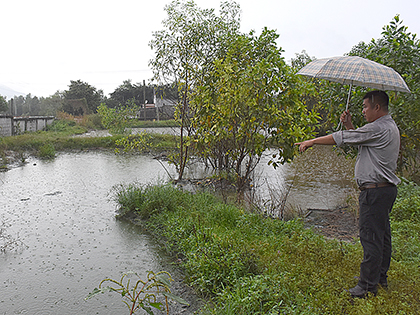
[113,183,188,219]
[86,270,188,315]
[38,142,56,159]
[392,178,420,223]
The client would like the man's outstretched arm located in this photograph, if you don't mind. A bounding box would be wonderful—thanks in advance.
[295,134,336,152]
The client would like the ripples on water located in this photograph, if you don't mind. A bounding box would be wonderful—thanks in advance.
[0,152,176,314]
[257,145,356,211]
[0,146,355,313]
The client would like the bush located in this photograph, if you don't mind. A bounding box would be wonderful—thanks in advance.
[113,183,188,219]
[46,119,86,135]
[392,179,420,223]
[80,113,103,129]
[38,142,56,159]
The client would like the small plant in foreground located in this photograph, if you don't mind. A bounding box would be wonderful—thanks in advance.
[85,270,189,315]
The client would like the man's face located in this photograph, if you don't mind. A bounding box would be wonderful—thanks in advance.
[362,98,377,122]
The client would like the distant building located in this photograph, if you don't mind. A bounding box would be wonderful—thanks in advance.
[136,96,177,121]
[154,96,177,108]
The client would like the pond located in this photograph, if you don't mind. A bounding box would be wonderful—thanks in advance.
[0,145,355,314]
[0,151,183,314]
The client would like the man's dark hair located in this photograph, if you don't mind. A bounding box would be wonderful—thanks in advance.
[363,90,389,111]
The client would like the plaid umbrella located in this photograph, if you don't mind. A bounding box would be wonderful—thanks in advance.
[297,56,410,111]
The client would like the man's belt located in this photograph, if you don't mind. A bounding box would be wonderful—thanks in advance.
[359,182,395,191]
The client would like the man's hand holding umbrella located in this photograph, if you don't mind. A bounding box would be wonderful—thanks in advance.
[341,110,354,130]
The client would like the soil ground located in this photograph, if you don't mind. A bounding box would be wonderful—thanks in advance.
[304,206,359,241]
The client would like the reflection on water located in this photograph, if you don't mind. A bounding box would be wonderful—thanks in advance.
[287,145,355,210]
[0,146,355,313]
[257,146,356,211]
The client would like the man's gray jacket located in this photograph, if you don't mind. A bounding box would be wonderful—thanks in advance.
[332,114,400,187]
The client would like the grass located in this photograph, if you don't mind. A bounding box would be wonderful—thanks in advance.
[0,118,178,163]
[0,130,121,152]
[114,182,420,315]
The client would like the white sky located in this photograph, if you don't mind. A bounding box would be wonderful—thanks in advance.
[1,0,419,98]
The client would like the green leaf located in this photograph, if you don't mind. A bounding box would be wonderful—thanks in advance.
[162,291,190,305]
[140,302,155,315]
[155,274,172,286]
[84,286,116,300]
[149,302,164,310]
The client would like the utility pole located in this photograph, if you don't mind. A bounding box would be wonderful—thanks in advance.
[154,87,159,121]
[143,80,146,121]
[10,98,14,116]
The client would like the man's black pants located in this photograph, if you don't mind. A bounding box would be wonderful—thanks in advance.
[358,185,397,291]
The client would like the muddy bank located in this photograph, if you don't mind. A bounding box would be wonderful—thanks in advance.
[304,206,359,241]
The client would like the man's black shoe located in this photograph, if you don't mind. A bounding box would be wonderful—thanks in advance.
[348,285,377,298]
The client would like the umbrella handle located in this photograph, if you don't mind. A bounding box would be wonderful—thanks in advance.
[345,83,353,112]
[336,83,352,131]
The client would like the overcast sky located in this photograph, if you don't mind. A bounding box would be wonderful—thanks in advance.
[1,0,419,98]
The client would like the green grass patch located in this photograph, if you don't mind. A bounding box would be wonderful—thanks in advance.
[38,142,56,158]
[46,119,87,135]
[0,118,178,162]
[114,182,420,315]
[0,131,123,153]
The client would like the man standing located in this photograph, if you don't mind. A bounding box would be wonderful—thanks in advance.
[295,90,400,298]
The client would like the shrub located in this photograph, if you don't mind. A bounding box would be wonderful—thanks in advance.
[113,183,188,219]
[46,119,86,135]
[38,142,56,159]
[80,113,103,129]
[392,179,420,223]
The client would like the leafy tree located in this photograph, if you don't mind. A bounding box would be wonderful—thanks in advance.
[149,0,241,180]
[191,29,319,190]
[63,80,104,114]
[107,80,155,109]
[290,51,333,133]
[347,15,420,181]
[12,95,25,116]
[11,94,41,116]
[0,95,7,112]
[38,92,64,116]
[97,103,137,135]
[27,95,40,115]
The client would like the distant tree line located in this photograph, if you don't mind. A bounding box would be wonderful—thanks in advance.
[1,79,178,117]
[0,95,7,112]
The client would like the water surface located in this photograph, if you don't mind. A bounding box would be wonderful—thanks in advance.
[0,152,177,314]
[0,146,355,314]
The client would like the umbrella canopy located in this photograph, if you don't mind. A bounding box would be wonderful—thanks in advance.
[297,56,410,93]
